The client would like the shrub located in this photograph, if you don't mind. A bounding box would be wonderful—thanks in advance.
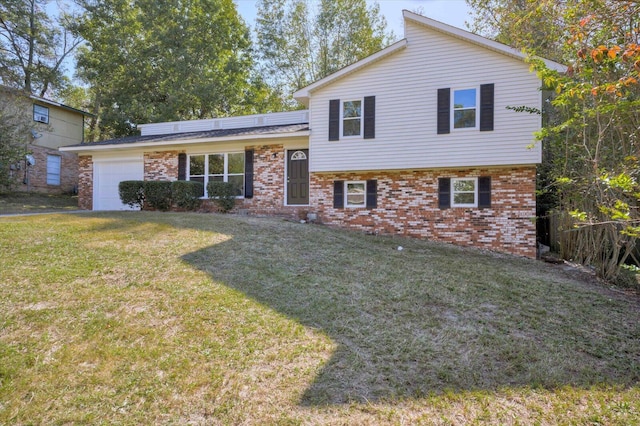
[207,181,236,213]
[171,180,203,211]
[143,181,172,211]
[118,180,145,209]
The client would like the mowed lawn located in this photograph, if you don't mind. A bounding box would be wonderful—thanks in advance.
[1,212,639,424]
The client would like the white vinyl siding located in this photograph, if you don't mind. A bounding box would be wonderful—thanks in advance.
[308,19,542,172]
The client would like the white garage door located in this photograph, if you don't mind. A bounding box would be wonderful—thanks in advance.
[93,159,144,211]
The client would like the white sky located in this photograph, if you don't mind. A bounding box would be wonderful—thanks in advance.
[233,0,473,36]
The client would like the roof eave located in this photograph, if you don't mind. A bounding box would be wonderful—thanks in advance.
[59,130,310,153]
[30,95,95,117]
[402,10,567,73]
[293,38,408,103]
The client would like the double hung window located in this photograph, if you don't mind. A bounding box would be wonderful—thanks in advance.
[451,177,477,207]
[33,105,49,124]
[342,100,362,137]
[452,88,478,129]
[345,181,366,208]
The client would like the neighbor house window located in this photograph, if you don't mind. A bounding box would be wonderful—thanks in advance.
[451,177,477,207]
[188,153,244,197]
[33,105,49,124]
[342,100,362,137]
[345,181,366,208]
[452,88,478,129]
[46,155,61,185]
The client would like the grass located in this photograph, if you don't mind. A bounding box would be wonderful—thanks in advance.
[0,211,639,424]
[0,191,78,214]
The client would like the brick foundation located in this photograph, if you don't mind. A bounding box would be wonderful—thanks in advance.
[309,167,537,258]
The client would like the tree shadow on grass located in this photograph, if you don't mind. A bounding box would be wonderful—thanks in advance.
[174,216,640,405]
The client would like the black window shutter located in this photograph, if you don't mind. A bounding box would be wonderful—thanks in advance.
[438,178,451,209]
[366,179,377,209]
[178,153,187,180]
[244,149,254,198]
[333,180,344,209]
[480,84,494,131]
[437,88,451,135]
[329,99,340,141]
[478,176,491,208]
[363,96,375,139]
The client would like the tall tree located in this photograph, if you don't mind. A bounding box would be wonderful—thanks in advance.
[75,0,279,139]
[466,0,567,62]
[0,0,82,96]
[0,88,31,192]
[255,0,393,103]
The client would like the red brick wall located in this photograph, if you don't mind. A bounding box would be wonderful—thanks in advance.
[144,151,179,181]
[21,145,78,194]
[309,167,537,258]
[238,144,305,218]
[78,155,93,210]
[75,147,536,257]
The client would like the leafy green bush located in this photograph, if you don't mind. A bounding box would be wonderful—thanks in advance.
[118,180,145,209]
[207,181,236,213]
[143,181,172,211]
[171,180,203,211]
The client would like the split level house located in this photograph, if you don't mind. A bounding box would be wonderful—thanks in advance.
[60,11,566,258]
[0,86,92,194]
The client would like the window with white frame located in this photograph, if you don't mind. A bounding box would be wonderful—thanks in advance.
[345,181,366,208]
[451,177,477,207]
[33,104,49,124]
[188,152,244,197]
[342,100,362,137]
[46,155,61,185]
[452,88,478,129]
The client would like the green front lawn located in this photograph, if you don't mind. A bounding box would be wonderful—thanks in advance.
[0,191,78,214]
[1,212,639,424]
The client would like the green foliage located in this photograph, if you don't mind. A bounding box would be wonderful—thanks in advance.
[207,181,236,213]
[75,0,279,139]
[255,0,393,103]
[118,180,145,209]
[143,181,172,211]
[0,0,82,96]
[171,180,203,211]
[466,0,566,62]
[468,0,640,281]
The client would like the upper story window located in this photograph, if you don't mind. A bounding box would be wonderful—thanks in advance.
[329,97,375,141]
[438,84,493,134]
[342,100,362,137]
[33,104,49,124]
[452,88,478,130]
[188,152,245,198]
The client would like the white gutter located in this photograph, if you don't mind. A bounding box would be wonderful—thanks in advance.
[60,130,310,153]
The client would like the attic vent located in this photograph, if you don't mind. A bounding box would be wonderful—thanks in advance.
[213,120,221,129]
[256,116,265,126]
